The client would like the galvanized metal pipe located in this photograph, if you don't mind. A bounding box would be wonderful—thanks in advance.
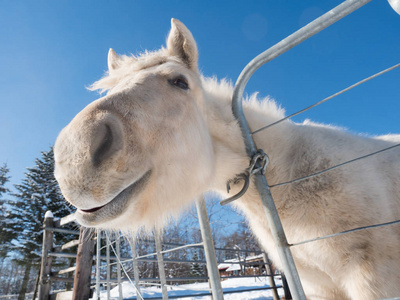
[195,196,224,300]
[262,252,279,300]
[136,239,263,253]
[388,0,400,14]
[116,234,123,300]
[96,229,101,300]
[154,230,169,300]
[106,236,111,300]
[231,1,373,299]
[129,237,142,295]
[135,242,204,260]
[94,274,281,283]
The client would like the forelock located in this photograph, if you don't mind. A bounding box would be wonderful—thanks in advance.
[88,48,182,94]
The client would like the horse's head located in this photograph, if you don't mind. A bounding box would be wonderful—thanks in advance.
[54,19,215,229]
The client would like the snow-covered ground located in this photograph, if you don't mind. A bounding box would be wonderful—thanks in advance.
[96,276,284,300]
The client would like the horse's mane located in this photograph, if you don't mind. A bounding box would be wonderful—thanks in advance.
[201,76,286,123]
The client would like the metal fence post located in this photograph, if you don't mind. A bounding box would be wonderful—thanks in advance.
[154,229,168,300]
[129,237,141,295]
[116,233,123,300]
[38,211,54,300]
[196,196,224,300]
[96,229,101,300]
[106,235,111,300]
[262,252,279,300]
[231,1,373,299]
[388,0,400,15]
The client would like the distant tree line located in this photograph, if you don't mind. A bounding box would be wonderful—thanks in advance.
[0,147,260,298]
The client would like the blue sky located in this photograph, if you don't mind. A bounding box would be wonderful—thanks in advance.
[1,0,399,188]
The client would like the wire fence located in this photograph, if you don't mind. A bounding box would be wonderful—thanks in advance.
[31,1,400,300]
[229,0,400,299]
[34,208,282,300]
[92,210,283,300]
[251,62,400,135]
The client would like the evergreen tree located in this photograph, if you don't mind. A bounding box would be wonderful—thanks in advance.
[0,163,14,259]
[190,250,204,277]
[0,163,10,196]
[9,147,73,299]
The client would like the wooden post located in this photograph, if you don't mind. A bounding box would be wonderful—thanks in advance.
[73,226,96,300]
[262,252,279,300]
[32,268,41,300]
[38,211,54,300]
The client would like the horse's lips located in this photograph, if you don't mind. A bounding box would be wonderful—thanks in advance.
[80,203,107,213]
[76,170,152,223]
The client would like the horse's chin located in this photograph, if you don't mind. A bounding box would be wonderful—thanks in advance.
[75,169,152,227]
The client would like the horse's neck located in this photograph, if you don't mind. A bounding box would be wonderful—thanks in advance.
[203,83,295,195]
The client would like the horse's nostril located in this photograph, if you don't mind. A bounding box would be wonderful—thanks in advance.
[91,121,122,167]
[92,124,113,166]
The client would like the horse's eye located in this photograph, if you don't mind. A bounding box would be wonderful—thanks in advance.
[169,77,189,90]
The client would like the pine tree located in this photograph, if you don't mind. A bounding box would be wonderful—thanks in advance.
[0,163,10,196]
[190,250,204,277]
[9,147,73,299]
[0,163,14,259]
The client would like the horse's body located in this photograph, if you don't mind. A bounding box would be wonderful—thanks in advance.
[54,19,400,299]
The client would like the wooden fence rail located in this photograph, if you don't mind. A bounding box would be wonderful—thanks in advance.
[37,212,95,300]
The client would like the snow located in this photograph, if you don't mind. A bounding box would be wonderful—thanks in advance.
[225,264,241,272]
[31,193,42,199]
[218,257,251,272]
[44,211,54,218]
[1,218,14,224]
[94,276,283,300]
[245,254,264,261]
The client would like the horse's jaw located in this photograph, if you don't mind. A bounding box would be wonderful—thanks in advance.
[75,169,152,227]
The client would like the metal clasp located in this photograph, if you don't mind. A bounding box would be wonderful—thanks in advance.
[221,149,269,206]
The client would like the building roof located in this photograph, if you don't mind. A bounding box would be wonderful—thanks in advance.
[217,254,264,271]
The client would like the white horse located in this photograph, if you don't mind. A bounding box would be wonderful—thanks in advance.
[54,19,400,300]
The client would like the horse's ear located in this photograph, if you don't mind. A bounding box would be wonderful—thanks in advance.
[108,48,121,74]
[167,19,198,71]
